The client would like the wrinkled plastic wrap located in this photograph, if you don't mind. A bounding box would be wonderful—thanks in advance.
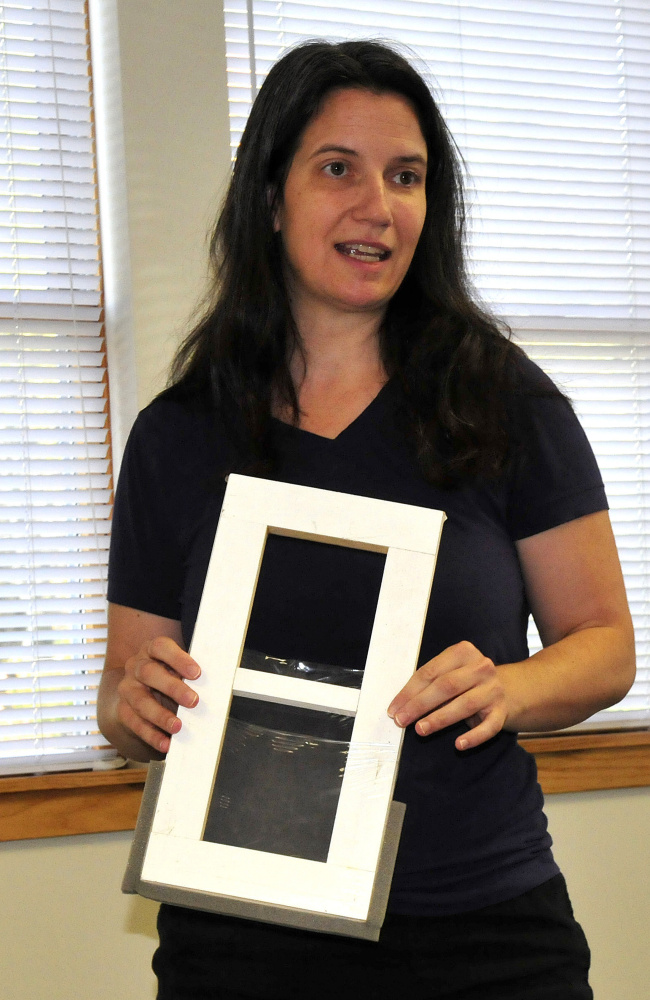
[127,647,406,938]
[203,650,366,862]
[239,647,365,689]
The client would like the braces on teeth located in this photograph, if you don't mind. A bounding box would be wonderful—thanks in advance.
[336,243,390,260]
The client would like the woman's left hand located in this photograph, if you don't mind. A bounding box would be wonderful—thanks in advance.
[387,641,508,751]
[388,512,636,751]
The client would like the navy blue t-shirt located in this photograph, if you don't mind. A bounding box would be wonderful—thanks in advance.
[108,357,607,915]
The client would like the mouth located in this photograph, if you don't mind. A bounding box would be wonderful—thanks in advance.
[334,242,391,263]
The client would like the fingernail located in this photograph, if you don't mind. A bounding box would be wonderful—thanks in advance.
[458,738,469,750]
[416,721,430,736]
[394,713,407,728]
[387,707,396,719]
[189,666,200,680]
[159,736,170,753]
[171,718,182,733]
[188,692,199,708]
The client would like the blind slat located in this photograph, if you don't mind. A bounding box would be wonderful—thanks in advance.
[223,1,650,727]
[0,0,113,772]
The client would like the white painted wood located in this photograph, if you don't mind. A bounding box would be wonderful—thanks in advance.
[151,516,268,840]
[233,668,360,715]
[141,833,374,919]
[142,475,446,928]
[327,547,442,872]
[224,473,445,554]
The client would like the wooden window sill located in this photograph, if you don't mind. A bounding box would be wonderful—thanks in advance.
[0,767,149,842]
[2,731,649,842]
[518,729,650,795]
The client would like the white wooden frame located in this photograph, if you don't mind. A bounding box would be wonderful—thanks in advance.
[138,474,445,928]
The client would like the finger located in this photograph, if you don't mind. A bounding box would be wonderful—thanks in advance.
[147,636,201,679]
[133,656,200,710]
[393,656,495,729]
[412,681,497,737]
[152,689,180,714]
[117,697,177,755]
[454,710,506,751]
[387,642,483,720]
[120,675,184,735]
[399,671,471,730]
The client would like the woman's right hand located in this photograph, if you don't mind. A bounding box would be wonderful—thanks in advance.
[117,635,201,754]
[98,604,201,760]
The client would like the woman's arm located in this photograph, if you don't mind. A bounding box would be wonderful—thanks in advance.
[97,603,202,762]
[388,510,636,750]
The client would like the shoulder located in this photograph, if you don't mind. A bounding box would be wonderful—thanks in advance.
[124,389,236,478]
[114,391,238,542]
[506,351,574,443]
[504,351,607,540]
[109,391,235,617]
[510,349,567,399]
[130,390,213,447]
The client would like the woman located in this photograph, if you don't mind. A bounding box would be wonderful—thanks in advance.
[99,40,635,1000]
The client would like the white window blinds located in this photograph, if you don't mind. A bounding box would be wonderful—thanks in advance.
[223,0,650,727]
[0,0,115,773]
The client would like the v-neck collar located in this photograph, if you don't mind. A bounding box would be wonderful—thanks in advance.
[271,378,393,443]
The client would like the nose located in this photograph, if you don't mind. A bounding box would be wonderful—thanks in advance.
[352,173,392,227]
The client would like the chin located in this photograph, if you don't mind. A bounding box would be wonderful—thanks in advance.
[352,293,395,312]
[335,297,389,315]
[333,284,395,311]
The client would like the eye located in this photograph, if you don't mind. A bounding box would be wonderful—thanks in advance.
[393,169,420,187]
[323,161,347,177]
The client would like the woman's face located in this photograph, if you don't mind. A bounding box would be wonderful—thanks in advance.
[274,87,428,328]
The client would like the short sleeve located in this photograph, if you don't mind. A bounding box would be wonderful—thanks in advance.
[506,362,608,541]
[107,404,186,619]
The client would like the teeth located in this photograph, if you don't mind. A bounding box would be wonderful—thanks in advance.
[335,243,390,261]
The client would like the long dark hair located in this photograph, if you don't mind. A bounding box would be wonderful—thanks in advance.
[169,39,535,485]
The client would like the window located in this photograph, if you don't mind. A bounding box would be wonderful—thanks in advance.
[0,0,115,774]
[223,0,650,728]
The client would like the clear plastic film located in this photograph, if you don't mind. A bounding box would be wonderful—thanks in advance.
[202,649,398,863]
[239,647,365,690]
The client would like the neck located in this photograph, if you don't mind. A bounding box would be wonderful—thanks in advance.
[289,303,386,389]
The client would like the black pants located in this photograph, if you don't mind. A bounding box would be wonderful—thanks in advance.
[154,874,592,1000]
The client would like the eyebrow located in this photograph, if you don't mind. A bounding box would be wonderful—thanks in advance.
[310,144,427,167]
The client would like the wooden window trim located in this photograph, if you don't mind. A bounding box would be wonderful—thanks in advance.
[2,731,649,842]
[0,767,149,842]
[519,729,650,795]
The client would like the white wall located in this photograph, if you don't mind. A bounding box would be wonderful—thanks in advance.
[545,788,650,999]
[3,4,648,999]
[3,4,228,999]
[1,832,158,1000]
[2,790,648,1000]
[111,0,232,409]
